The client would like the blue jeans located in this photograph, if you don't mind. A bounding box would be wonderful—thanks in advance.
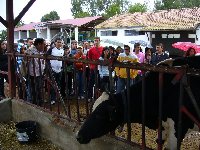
[76,70,84,96]
[116,77,134,94]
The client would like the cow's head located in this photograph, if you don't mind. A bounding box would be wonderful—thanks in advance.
[76,94,123,144]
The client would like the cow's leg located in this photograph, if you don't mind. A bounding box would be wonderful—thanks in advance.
[164,118,177,150]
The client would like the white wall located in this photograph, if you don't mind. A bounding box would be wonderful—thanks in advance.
[14,31,19,43]
[97,28,150,51]
[195,25,200,45]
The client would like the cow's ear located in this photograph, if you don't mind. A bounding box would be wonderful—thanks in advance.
[107,106,117,122]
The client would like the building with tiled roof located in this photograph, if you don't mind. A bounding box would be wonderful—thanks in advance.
[14,16,106,43]
[95,7,200,56]
[96,7,200,31]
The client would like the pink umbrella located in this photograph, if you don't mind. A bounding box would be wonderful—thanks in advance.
[172,42,200,53]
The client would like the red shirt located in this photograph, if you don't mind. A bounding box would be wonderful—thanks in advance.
[88,46,103,70]
[74,53,86,71]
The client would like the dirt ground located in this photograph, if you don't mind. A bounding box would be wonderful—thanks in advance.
[0,121,62,150]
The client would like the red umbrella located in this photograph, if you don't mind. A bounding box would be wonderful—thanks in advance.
[172,42,200,53]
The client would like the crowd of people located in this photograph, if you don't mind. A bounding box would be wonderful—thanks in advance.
[0,37,198,103]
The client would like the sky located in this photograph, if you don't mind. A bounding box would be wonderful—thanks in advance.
[0,0,154,30]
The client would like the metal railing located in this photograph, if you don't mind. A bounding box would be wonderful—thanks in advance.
[3,52,200,149]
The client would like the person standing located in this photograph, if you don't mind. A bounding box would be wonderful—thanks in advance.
[26,38,46,105]
[83,41,90,55]
[74,46,86,99]
[25,38,34,49]
[144,47,152,64]
[133,43,145,83]
[151,43,169,65]
[0,40,8,100]
[98,47,111,92]
[115,45,138,94]
[46,38,64,104]
[67,40,78,96]
[133,43,145,63]
[87,37,103,100]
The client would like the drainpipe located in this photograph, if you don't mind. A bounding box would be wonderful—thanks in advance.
[69,27,72,47]
[26,30,30,38]
[19,31,22,39]
[75,26,78,43]
[47,26,51,41]
[195,25,200,45]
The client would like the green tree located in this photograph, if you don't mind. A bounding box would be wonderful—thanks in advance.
[128,3,148,13]
[103,3,121,18]
[71,0,129,18]
[41,11,60,22]
[71,0,91,18]
[154,0,200,10]
[0,30,7,41]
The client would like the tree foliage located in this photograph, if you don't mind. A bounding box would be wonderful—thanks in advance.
[41,11,60,22]
[155,0,200,10]
[71,0,131,18]
[0,30,7,41]
[128,3,147,13]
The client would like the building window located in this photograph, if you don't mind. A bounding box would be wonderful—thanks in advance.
[162,34,167,38]
[124,30,139,36]
[100,30,118,36]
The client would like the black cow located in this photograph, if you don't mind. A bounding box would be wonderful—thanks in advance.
[76,56,200,149]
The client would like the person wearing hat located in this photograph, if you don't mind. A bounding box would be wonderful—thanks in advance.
[74,46,86,99]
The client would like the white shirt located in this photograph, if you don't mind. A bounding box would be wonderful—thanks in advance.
[50,47,64,73]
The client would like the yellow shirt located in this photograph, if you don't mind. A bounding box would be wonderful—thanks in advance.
[115,53,139,79]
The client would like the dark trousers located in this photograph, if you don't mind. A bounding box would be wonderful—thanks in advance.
[99,76,110,92]
[0,74,8,97]
[51,72,62,101]
[30,76,43,105]
[88,69,95,99]
[0,76,5,97]
[76,70,84,96]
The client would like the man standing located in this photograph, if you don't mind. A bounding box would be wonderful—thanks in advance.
[66,40,78,96]
[26,38,46,105]
[47,38,64,104]
[26,38,34,49]
[151,43,169,65]
[87,37,103,100]
[115,45,138,93]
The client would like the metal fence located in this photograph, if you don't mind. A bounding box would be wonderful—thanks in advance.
[2,52,200,150]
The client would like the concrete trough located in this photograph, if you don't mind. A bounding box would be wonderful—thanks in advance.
[0,99,139,150]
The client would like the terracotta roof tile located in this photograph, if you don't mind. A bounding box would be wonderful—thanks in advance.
[95,7,200,31]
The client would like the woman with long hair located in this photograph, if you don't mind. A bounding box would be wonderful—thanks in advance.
[98,46,111,92]
[184,47,196,57]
